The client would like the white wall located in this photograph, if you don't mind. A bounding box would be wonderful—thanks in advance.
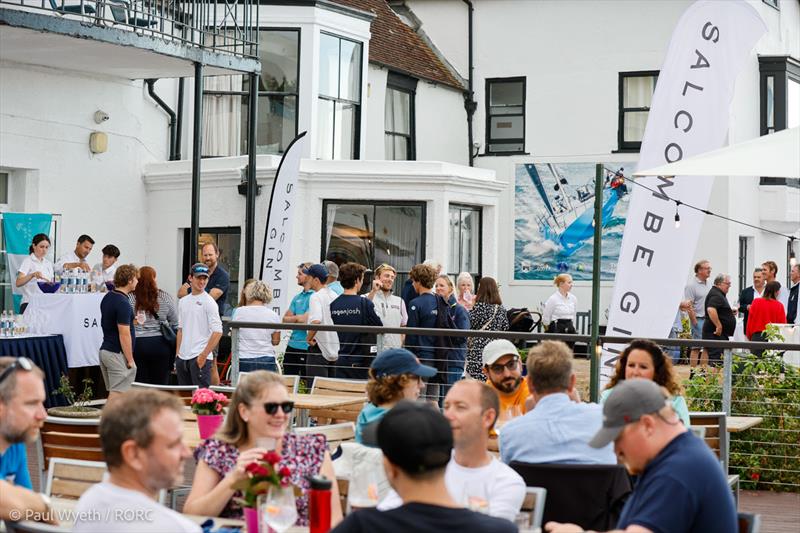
[0,62,170,266]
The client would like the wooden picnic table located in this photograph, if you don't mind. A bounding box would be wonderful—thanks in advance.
[726,416,763,432]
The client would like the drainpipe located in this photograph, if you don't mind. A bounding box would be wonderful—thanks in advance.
[145,79,178,161]
[463,0,476,167]
[175,78,185,160]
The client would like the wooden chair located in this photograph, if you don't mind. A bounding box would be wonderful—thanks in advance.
[309,377,367,424]
[44,458,106,500]
[210,385,235,397]
[282,374,300,394]
[295,422,356,454]
[37,417,102,491]
[519,487,547,531]
[131,382,197,405]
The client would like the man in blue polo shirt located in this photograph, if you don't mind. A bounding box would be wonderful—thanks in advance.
[546,379,736,533]
[0,356,53,522]
[405,263,439,370]
[283,262,314,385]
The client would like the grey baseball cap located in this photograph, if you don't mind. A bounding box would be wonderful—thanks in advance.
[588,379,669,448]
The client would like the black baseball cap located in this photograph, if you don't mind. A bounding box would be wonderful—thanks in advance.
[377,401,453,475]
[371,348,437,379]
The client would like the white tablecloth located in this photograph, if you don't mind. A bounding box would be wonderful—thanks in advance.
[23,293,105,367]
[774,323,800,367]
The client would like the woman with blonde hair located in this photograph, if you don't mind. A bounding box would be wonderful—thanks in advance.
[434,275,470,394]
[185,371,342,526]
[231,280,281,373]
[355,348,435,444]
[542,273,577,336]
[465,277,509,381]
[456,272,475,310]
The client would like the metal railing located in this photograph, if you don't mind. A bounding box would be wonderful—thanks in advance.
[2,0,259,60]
[223,320,800,491]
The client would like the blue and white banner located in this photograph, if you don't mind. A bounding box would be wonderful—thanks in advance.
[3,213,53,311]
[260,131,307,317]
[601,0,766,384]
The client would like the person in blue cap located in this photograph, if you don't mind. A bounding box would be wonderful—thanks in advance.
[355,348,436,444]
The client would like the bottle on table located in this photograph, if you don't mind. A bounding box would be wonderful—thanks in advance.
[1,311,7,337]
[308,475,333,533]
[8,311,15,337]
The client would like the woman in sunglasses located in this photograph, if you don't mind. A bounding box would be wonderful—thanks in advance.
[184,371,342,526]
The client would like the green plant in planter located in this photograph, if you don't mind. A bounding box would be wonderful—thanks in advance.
[52,374,94,412]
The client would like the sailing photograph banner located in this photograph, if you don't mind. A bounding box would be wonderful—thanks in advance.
[514,162,630,281]
[602,0,766,382]
[260,131,307,317]
[2,213,53,312]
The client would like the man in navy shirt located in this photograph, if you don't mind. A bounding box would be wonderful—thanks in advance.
[330,262,382,379]
[0,356,53,523]
[546,379,736,533]
[99,264,139,402]
[405,263,440,369]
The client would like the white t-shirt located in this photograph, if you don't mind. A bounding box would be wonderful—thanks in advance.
[93,262,118,283]
[177,291,223,360]
[17,254,54,304]
[72,481,201,533]
[232,305,280,359]
[378,455,526,522]
[55,250,88,274]
[308,286,340,361]
[368,291,407,349]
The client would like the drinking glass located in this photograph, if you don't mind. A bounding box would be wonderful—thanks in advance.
[136,310,146,325]
[259,485,297,533]
[348,467,380,509]
[461,481,489,514]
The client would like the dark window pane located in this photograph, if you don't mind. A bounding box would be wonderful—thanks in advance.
[259,30,298,93]
[374,205,423,272]
[490,81,523,107]
[339,39,362,101]
[242,95,297,155]
[490,115,524,140]
[319,34,339,98]
[325,204,373,266]
[316,98,335,160]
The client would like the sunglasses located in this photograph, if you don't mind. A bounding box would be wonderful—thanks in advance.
[263,401,295,415]
[489,356,520,374]
[0,357,33,384]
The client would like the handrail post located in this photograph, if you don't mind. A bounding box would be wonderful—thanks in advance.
[589,163,603,402]
[722,348,732,415]
[230,326,239,386]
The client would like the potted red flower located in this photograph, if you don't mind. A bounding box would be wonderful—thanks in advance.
[191,388,229,439]
[232,451,294,533]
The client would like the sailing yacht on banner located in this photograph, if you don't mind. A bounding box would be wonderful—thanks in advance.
[525,164,628,257]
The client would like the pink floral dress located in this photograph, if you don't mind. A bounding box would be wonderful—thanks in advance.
[194,432,327,524]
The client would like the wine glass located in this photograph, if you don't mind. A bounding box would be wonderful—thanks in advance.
[348,468,380,510]
[461,481,489,514]
[259,485,297,533]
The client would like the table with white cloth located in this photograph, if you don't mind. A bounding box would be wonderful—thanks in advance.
[774,323,800,367]
[23,293,105,367]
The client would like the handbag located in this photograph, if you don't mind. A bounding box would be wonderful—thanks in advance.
[153,310,177,349]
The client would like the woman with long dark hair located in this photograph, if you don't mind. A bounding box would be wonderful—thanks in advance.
[465,277,509,381]
[601,339,690,426]
[16,233,54,313]
[746,281,786,349]
[128,266,178,384]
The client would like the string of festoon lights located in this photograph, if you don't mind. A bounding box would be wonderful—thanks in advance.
[603,166,798,267]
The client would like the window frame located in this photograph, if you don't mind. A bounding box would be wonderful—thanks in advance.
[320,200,426,293]
[447,203,483,281]
[617,70,659,152]
[759,56,800,187]
[485,76,527,155]
[317,32,364,160]
[384,72,417,161]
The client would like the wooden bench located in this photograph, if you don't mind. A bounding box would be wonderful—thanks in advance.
[45,458,106,500]
[309,377,367,424]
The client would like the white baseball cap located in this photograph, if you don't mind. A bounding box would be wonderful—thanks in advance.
[482,339,519,366]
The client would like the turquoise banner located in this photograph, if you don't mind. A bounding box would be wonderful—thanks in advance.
[3,213,53,312]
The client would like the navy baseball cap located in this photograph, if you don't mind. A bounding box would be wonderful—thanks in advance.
[190,263,210,277]
[371,348,437,379]
[303,263,328,282]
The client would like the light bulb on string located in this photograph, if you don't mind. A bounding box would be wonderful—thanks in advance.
[674,202,681,229]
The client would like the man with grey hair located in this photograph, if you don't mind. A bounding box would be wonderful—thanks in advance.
[324,260,344,296]
[546,379,736,533]
[73,389,200,532]
[684,260,712,370]
[701,273,736,366]
[0,357,52,524]
[499,341,615,465]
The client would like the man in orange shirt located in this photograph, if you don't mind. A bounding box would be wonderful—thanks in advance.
[482,339,533,421]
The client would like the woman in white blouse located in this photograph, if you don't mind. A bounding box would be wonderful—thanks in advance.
[542,273,577,341]
[16,233,54,313]
[231,280,281,373]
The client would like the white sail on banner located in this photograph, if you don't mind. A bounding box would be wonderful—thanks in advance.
[260,132,307,317]
[601,0,766,384]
